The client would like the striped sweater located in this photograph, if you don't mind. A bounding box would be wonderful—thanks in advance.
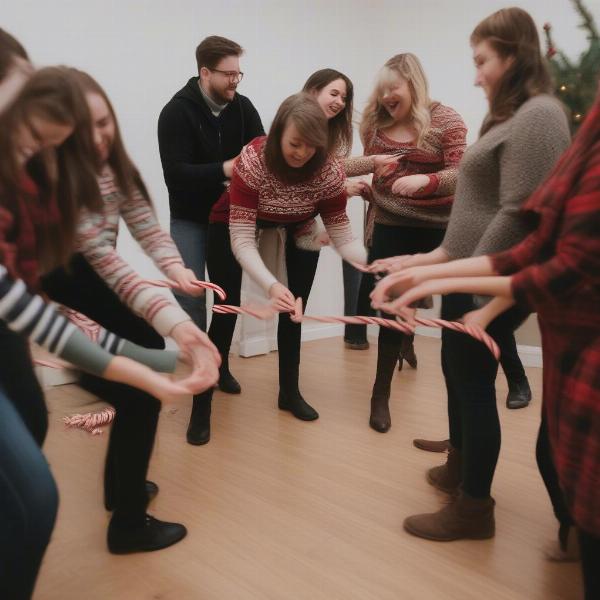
[76,166,190,337]
[0,265,176,375]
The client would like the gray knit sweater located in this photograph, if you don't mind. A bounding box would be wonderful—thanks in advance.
[442,95,570,259]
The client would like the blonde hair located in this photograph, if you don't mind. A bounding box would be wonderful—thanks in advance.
[359,53,433,147]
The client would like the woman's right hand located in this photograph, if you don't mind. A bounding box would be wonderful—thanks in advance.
[269,282,296,312]
[372,154,399,176]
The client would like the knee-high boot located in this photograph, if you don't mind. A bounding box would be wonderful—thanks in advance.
[370,337,402,432]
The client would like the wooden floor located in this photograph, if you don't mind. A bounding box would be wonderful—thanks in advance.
[37,336,581,600]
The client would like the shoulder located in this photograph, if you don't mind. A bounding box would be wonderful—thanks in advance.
[430,103,467,131]
[314,156,346,195]
[235,137,267,187]
[513,95,568,129]
[236,93,259,112]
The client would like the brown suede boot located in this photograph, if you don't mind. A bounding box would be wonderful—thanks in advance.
[403,491,495,541]
[413,438,450,453]
[426,446,462,494]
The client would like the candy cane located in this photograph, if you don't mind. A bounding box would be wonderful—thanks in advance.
[63,406,116,435]
[213,298,499,359]
[141,278,227,301]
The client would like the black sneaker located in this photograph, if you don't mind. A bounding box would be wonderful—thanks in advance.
[107,515,187,554]
[105,480,159,511]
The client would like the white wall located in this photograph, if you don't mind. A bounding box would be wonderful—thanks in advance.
[3,0,598,350]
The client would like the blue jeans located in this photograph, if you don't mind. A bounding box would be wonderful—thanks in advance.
[170,218,208,331]
[0,387,58,600]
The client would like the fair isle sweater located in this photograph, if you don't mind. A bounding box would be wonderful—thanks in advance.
[345,103,467,229]
[76,166,190,337]
[227,137,367,292]
[442,95,571,260]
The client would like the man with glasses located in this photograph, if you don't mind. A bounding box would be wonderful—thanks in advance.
[158,35,264,404]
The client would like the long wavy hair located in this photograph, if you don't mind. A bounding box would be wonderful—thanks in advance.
[69,68,152,204]
[359,53,433,147]
[264,93,330,184]
[0,67,102,268]
[302,68,354,157]
[471,7,554,136]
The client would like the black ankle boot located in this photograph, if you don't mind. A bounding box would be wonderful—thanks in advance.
[278,390,319,420]
[107,514,187,554]
[369,338,402,432]
[218,355,241,394]
[278,364,318,421]
[506,378,532,409]
[105,481,159,511]
[186,390,212,445]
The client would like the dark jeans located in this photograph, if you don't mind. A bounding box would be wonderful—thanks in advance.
[442,293,529,498]
[0,367,58,600]
[206,223,319,390]
[206,223,242,359]
[41,254,162,524]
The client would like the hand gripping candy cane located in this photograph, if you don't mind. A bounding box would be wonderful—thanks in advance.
[212,298,499,359]
[141,278,227,301]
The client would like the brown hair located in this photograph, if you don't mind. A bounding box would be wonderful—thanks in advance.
[471,7,554,135]
[359,53,433,147]
[264,93,330,184]
[0,28,28,79]
[0,67,102,268]
[302,68,354,157]
[68,68,152,205]
[196,35,243,73]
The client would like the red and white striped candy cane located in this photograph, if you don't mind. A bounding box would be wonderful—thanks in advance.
[212,298,499,359]
[412,316,500,360]
[63,406,116,435]
[141,278,227,301]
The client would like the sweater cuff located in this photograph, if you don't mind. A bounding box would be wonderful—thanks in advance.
[491,251,521,276]
[421,174,439,196]
[152,304,192,337]
[510,270,535,313]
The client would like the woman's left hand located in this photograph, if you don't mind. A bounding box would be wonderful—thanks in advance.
[167,265,205,296]
[369,266,430,308]
[391,174,430,196]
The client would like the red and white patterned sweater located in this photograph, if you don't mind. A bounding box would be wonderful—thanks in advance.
[222,136,366,292]
[76,166,190,337]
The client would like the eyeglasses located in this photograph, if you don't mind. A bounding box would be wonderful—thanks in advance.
[208,68,244,83]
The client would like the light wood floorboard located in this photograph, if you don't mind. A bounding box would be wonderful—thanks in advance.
[36,336,581,600]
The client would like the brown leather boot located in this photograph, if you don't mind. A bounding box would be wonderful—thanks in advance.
[403,490,495,541]
[427,446,461,494]
[413,438,450,452]
[369,339,401,433]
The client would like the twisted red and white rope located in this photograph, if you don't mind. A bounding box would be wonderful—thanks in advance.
[213,297,500,359]
[63,406,116,435]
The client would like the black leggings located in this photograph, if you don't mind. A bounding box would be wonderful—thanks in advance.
[206,223,319,388]
[41,254,163,524]
[442,293,528,498]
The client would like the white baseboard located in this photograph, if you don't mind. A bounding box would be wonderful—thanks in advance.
[238,322,542,368]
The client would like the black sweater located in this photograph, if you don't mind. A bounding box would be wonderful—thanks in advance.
[158,77,264,224]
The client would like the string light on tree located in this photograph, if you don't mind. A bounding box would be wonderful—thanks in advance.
[543,0,600,131]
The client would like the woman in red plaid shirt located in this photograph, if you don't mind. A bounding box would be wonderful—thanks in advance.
[372,87,600,600]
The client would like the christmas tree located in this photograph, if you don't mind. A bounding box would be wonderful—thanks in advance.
[544,0,600,131]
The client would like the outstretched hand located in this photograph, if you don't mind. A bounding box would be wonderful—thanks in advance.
[269,282,296,312]
[166,265,206,297]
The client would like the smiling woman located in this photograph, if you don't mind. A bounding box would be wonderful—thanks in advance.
[353,53,467,434]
